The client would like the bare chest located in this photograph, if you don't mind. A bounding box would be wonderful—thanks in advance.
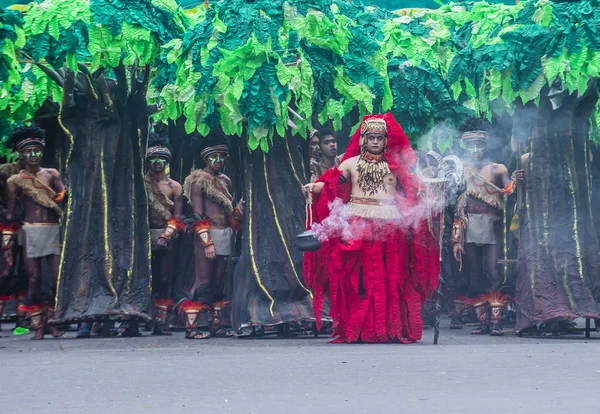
[35,170,54,189]
[471,165,501,186]
[158,180,175,200]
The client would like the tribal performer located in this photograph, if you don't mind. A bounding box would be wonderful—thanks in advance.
[183,138,243,339]
[303,113,439,344]
[145,133,184,336]
[5,127,65,340]
[0,158,22,331]
[451,118,516,335]
[310,128,341,183]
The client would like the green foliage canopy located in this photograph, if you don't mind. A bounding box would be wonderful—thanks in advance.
[2,0,600,151]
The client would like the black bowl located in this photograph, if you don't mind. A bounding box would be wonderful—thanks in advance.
[296,230,322,252]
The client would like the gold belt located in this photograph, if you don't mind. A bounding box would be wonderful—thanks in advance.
[349,197,396,206]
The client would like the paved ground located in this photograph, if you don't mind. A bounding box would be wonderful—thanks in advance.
[1,320,599,414]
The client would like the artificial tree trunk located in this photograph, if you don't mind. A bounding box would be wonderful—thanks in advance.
[45,62,153,322]
[232,133,314,333]
[515,82,600,332]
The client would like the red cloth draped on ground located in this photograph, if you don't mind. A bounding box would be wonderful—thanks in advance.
[303,113,439,343]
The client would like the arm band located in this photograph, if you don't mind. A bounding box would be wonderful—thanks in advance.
[192,217,214,248]
[159,218,184,242]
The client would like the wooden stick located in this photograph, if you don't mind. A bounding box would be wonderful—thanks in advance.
[287,117,298,130]
[283,60,301,67]
[287,106,304,121]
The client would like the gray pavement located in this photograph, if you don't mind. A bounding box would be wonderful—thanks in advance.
[1,321,599,414]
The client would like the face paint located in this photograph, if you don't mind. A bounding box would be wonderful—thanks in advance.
[21,146,43,163]
[148,157,168,171]
[208,153,226,168]
[466,141,487,160]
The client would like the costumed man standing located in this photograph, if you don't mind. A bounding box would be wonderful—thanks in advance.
[5,127,65,340]
[451,118,516,335]
[145,133,184,336]
[182,138,243,339]
[310,128,341,183]
[0,155,23,331]
[303,114,439,344]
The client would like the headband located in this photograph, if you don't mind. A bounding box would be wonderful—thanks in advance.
[146,146,172,161]
[200,145,229,160]
[16,137,45,152]
[461,131,489,143]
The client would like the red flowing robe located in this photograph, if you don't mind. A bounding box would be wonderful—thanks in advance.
[303,114,439,343]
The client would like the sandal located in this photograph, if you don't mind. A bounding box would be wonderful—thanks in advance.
[472,323,491,335]
[185,329,210,339]
[152,324,173,336]
[212,327,234,338]
[489,322,504,336]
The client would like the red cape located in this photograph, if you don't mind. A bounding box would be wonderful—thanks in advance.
[303,113,439,343]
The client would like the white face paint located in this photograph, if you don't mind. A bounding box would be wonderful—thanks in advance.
[465,140,488,161]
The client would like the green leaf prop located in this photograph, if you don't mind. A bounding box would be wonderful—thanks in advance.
[5,0,600,154]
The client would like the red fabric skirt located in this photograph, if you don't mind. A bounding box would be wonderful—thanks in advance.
[326,218,424,344]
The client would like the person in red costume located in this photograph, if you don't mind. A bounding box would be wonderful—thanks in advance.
[303,113,439,344]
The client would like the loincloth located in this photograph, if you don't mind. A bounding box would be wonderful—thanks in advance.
[467,213,499,245]
[150,229,164,250]
[210,227,233,256]
[19,223,61,259]
[348,196,400,220]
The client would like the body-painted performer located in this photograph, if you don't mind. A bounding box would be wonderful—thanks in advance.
[183,138,243,339]
[0,160,22,331]
[303,113,439,344]
[451,119,516,335]
[5,127,65,340]
[310,128,342,183]
[145,133,183,335]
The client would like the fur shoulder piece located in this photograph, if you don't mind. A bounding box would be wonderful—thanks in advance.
[7,171,63,218]
[183,169,233,214]
[145,177,173,222]
[0,163,20,182]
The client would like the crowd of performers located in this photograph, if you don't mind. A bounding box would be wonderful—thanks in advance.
[0,127,243,340]
[0,112,595,343]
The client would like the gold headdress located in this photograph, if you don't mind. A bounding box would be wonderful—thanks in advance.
[356,118,391,196]
[359,118,388,149]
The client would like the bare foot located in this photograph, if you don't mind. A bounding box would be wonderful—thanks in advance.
[31,329,44,340]
[45,324,64,338]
